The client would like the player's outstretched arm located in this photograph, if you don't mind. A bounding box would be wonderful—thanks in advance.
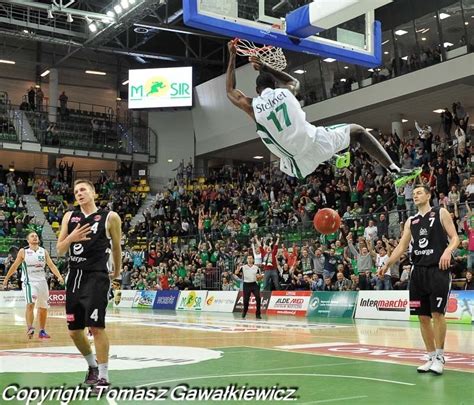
[226,40,254,119]
[45,250,64,285]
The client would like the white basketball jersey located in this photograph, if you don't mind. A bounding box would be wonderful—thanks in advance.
[21,247,47,283]
[253,87,316,179]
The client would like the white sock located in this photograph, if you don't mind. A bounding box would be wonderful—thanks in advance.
[436,349,444,357]
[389,163,400,173]
[85,353,98,368]
[428,351,436,359]
[98,363,109,381]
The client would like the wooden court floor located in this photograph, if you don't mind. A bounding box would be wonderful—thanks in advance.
[0,307,472,404]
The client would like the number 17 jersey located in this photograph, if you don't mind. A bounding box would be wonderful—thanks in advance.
[253,87,350,179]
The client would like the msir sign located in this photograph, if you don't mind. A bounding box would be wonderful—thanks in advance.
[128,67,193,109]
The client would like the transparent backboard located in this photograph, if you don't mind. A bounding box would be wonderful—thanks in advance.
[184,0,383,67]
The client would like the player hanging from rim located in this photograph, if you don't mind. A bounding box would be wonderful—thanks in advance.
[225,40,420,187]
[2,230,64,339]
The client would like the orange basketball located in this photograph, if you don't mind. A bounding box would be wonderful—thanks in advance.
[313,208,341,235]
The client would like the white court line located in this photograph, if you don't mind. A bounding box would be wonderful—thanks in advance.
[230,361,366,375]
[106,398,118,405]
[136,373,415,388]
[276,342,353,349]
[298,395,368,404]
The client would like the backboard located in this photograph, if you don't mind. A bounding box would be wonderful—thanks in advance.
[184,0,389,67]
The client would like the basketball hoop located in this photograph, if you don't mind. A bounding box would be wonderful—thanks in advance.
[234,38,287,71]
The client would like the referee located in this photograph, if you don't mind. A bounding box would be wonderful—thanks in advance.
[240,255,262,320]
[379,184,459,376]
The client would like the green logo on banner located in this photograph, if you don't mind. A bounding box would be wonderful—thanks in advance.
[307,291,357,318]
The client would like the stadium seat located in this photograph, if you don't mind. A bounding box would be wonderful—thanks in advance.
[139,179,147,185]
[51,221,60,230]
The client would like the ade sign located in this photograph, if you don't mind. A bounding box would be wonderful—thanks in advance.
[128,67,193,109]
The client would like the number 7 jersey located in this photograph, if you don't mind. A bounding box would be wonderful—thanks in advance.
[67,209,113,272]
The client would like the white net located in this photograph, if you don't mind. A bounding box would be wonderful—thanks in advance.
[234,38,287,71]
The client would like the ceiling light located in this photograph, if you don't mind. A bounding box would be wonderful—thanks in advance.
[365,128,373,131]
[343,66,349,69]
[253,156,264,159]
[443,42,453,47]
[340,78,346,82]
[421,28,430,34]
[381,39,390,45]
[107,10,115,18]
[401,55,408,60]
[293,69,306,74]
[433,109,444,113]
[88,23,97,32]
[323,58,336,62]
[384,51,389,55]
[47,9,53,19]
[367,68,374,72]
[439,13,450,20]
[394,29,408,36]
[122,79,129,85]
[129,0,136,4]
[40,69,50,77]
[116,97,122,101]
[465,22,469,26]
[67,14,73,23]
[0,59,15,64]
[415,28,425,33]
[85,70,106,75]
[120,0,129,10]
[402,119,408,123]
[167,159,173,163]
[23,29,29,34]
[102,17,113,23]
[114,5,123,14]
[421,37,427,41]
[35,84,41,88]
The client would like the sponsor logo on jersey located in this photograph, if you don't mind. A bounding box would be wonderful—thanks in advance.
[419,228,428,236]
[430,211,435,217]
[254,91,287,113]
[66,314,75,321]
[413,248,434,255]
[71,216,81,223]
[73,243,84,255]
[411,218,420,224]
[94,215,101,221]
[418,238,429,248]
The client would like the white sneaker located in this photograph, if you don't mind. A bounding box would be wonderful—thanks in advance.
[417,356,434,373]
[429,355,445,375]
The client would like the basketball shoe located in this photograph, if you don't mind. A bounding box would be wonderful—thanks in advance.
[26,327,35,339]
[92,378,111,395]
[429,355,445,375]
[38,330,50,339]
[393,167,422,187]
[417,354,434,373]
[84,366,99,385]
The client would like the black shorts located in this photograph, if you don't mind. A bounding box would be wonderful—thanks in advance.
[409,265,451,317]
[66,270,110,330]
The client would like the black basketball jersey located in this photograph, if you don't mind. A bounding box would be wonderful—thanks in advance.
[67,209,112,272]
[409,207,448,266]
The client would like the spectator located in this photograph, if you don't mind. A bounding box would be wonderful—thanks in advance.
[463,271,473,290]
[59,91,68,117]
[334,272,352,291]
[27,86,36,111]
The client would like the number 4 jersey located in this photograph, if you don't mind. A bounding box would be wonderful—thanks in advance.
[253,87,350,179]
[67,209,112,272]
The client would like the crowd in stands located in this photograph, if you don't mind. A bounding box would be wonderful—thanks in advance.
[1,101,473,293]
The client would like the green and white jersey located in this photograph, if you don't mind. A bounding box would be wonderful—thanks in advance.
[21,247,47,283]
[253,87,350,179]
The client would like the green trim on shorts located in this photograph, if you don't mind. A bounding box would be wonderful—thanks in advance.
[256,123,304,180]
[22,263,33,303]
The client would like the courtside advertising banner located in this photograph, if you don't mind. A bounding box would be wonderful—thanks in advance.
[112,290,136,308]
[132,290,157,309]
[153,290,180,310]
[409,291,474,324]
[306,291,357,318]
[355,290,410,320]
[0,291,25,307]
[267,291,312,316]
[233,291,271,314]
[48,290,66,306]
[203,291,238,312]
[176,290,207,311]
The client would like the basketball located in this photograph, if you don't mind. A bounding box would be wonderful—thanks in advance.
[313,208,341,235]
